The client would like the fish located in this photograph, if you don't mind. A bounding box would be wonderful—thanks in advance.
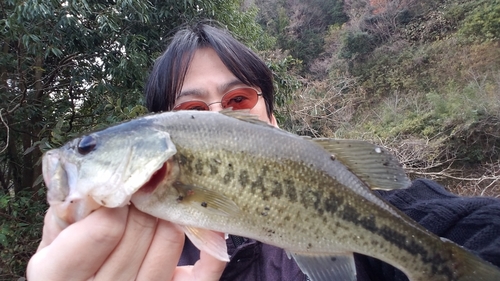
[42,110,500,281]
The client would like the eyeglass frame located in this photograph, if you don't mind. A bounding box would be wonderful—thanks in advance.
[172,87,263,111]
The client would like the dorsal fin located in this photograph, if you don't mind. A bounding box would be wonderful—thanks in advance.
[219,109,275,127]
[309,138,411,190]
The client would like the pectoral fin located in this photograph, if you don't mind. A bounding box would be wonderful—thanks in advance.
[182,225,230,262]
[310,138,411,190]
[173,182,240,216]
[290,252,357,281]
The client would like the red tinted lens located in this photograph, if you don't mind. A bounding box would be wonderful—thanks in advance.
[221,88,259,110]
[173,101,210,111]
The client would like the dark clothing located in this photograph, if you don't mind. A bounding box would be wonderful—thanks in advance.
[178,179,500,280]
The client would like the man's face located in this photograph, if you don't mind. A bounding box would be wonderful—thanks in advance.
[173,48,277,127]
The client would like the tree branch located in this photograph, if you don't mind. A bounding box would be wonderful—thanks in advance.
[0,109,9,154]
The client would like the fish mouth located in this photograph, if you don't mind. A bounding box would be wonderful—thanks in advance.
[51,196,101,228]
[139,162,168,193]
[43,150,101,227]
[43,150,174,227]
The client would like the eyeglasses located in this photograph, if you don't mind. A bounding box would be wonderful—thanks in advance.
[173,87,263,111]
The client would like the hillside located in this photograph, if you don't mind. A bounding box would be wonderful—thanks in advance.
[258,0,500,196]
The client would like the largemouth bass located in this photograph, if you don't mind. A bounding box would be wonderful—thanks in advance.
[42,110,500,281]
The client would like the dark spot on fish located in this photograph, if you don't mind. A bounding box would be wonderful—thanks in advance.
[223,170,235,184]
[383,160,390,166]
[209,159,220,175]
[238,170,249,188]
[361,214,377,232]
[338,204,454,279]
[260,166,269,176]
[101,200,106,206]
[330,155,336,161]
[284,215,291,221]
[176,195,184,202]
[340,205,361,224]
[301,189,320,210]
[70,200,74,203]
[261,212,268,216]
[178,155,185,164]
[331,257,337,262]
[191,115,195,119]
[264,206,270,211]
[377,225,453,277]
[195,159,204,176]
[77,135,97,155]
[284,179,297,203]
[201,202,208,208]
[307,243,312,249]
[271,181,283,199]
[323,191,343,214]
[178,154,194,172]
[250,176,263,194]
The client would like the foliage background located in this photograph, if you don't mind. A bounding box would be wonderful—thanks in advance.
[1,0,499,279]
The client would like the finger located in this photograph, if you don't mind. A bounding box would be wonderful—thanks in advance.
[94,205,158,280]
[193,246,228,280]
[27,207,128,281]
[173,232,227,281]
[135,219,185,280]
[37,207,65,251]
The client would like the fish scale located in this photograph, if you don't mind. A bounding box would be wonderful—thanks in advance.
[42,110,500,281]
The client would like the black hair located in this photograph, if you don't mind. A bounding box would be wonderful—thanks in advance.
[145,22,274,118]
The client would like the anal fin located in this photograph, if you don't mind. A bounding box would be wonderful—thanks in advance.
[291,252,356,281]
[182,225,230,262]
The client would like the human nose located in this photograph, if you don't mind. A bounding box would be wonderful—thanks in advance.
[208,102,224,111]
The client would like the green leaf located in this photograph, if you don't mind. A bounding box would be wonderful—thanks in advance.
[50,47,63,57]
[32,174,44,188]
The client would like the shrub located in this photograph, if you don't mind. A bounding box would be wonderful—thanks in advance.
[459,0,500,41]
[338,31,376,60]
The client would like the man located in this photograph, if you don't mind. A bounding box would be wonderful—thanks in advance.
[28,23,500,281]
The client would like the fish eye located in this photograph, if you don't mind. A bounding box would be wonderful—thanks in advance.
[77,135,97,155]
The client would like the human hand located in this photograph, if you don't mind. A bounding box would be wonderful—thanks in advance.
[27,205,226,281]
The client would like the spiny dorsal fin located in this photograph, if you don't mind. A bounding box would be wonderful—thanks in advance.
[219,109,275,127]
[309,138,411,190]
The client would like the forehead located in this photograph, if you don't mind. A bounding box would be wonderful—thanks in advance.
[177,80,248,99]
[178,48,247,99]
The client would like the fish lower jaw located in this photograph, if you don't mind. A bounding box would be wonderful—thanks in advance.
[50,195,101,227]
